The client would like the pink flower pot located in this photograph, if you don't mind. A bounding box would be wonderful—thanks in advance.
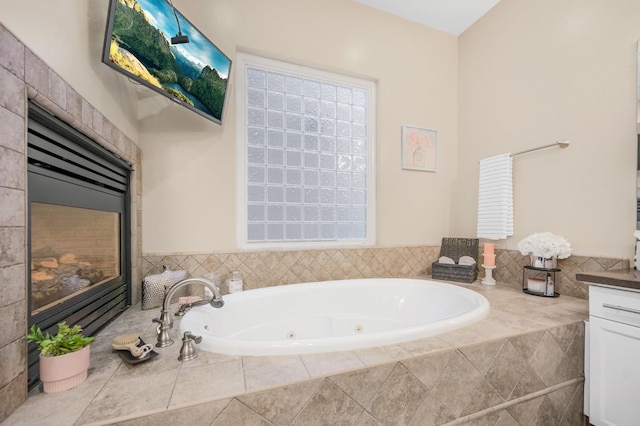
[39,345,90,393]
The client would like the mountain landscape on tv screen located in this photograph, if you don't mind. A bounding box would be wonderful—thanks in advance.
[108,0,228,121]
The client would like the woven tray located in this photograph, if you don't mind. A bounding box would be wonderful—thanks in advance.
[431,237,479,283]
[432,263,478,283]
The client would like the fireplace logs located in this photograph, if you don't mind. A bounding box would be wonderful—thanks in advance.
[31,249,107,312]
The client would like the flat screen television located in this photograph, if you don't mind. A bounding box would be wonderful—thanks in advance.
[102,0,232,124]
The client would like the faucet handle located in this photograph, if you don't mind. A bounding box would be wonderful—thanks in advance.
[178,331,201,361]
[152,316,164,333]
[184,331,202,344]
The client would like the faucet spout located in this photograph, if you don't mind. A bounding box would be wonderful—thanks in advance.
[162,277,224,312]
[154,277,224,347]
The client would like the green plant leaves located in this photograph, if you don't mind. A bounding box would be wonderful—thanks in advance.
[27,322,95,357]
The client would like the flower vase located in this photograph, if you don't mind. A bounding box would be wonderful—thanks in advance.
[531,256,556,269]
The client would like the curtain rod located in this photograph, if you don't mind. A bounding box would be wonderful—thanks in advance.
[511,140,570,157]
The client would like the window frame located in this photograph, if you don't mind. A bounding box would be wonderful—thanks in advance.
[236,52,377,250]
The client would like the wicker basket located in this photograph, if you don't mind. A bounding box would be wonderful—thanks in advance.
[431,238,479,283]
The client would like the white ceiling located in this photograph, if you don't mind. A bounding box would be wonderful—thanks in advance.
[352,0,503,36]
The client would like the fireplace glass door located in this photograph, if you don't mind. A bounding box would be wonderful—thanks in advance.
[30,203,121,314]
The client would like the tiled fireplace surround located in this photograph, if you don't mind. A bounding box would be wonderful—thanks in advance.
[0,23,624,424]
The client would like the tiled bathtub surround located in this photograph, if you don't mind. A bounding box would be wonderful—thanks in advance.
[144,247,625,300]
[0,23,142,422]
[3,281,587,425]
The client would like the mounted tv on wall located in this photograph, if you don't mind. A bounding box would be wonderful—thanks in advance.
[102,0,232,124]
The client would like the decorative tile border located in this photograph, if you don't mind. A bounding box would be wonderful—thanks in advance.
[143,245,442,292]
[144,246,623,300]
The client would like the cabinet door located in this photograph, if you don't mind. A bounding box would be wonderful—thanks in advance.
[589,316,640,425]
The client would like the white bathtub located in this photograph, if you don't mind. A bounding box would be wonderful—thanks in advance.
[179,278,489,356]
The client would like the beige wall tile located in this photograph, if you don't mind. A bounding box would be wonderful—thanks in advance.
[0,66,24,116]
[0,108,25,153]
[47,70,65,110]
[368,363,428,424]
[409,392,456,426]
[0,146,25,190]
[0,264,26,308]
[459,339,505,375]
[0,338,25,389]
[484,340,529,401]
[528,331,574,387]
[401,349,454,390]
[431,350,484,418]
[506,395,545,425]
[464,380,506,419]
[0,26,24,78]
[212,399,271,426]
[0,372,26,423]
[329,363,395,408]
[24,50,47,95]
[116,398,231,426]
[0,188,25,227]
[0,300,26,348]
[291,379,364,426]
[238,379,323,426]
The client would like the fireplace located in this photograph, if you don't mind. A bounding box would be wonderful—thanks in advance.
[27,103,132,388]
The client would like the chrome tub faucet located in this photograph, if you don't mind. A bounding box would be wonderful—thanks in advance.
[152,277,224,348]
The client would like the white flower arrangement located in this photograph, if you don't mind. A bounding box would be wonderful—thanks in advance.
[517,232,572,259]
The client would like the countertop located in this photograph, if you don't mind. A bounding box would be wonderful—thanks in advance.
[576,269,640,292]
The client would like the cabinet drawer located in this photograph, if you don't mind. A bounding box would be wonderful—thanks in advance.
[589,285,640,327]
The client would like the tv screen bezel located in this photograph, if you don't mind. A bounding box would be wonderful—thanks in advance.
[101,0,232,125]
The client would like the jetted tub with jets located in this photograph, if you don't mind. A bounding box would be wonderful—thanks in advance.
[178,278,490,356]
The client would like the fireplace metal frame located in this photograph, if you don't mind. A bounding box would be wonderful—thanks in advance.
[26,102,132,389]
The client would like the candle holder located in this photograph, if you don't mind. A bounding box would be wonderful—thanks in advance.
[481,264,496,286]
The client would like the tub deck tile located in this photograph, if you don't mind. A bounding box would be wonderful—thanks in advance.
[300,351,366,378]
[74,370,177,425]
[242,355,310,393]
[399,335,452,357]
[353,344,412,366]
[169,359,245,409]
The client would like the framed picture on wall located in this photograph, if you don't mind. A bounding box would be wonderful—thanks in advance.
[401,125,438,172]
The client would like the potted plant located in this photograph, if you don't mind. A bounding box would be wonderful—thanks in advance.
[27,322,95,393]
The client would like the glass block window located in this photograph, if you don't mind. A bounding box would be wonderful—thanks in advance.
[237,53,376,247]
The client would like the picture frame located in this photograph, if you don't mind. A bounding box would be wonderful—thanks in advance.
[401,125,438,172]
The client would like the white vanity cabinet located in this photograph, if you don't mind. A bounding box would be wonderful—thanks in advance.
[588,284,640,426]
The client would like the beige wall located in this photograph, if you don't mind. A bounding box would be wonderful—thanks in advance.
[139,0,459,253]
[0,0,459,254]
[3,0,638,258]
[456,0,640,258]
